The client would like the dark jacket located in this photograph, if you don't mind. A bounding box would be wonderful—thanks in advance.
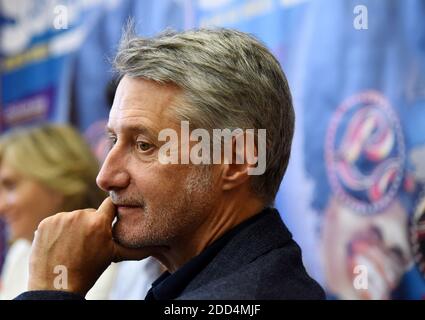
[177,208,325,299]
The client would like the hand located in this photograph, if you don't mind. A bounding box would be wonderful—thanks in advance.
[28,197,151,296]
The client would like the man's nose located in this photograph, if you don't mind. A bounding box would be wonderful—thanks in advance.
[96,145,130,192]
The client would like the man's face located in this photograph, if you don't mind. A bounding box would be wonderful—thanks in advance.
[96,76,217,249]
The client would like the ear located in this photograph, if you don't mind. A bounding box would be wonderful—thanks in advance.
[221,131,258,191]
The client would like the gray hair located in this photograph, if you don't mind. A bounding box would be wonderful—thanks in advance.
[113,26,295,206]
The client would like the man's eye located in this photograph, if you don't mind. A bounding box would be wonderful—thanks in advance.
[137,141,152,152]
[108,136,117,146]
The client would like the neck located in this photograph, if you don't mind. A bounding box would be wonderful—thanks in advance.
[153,193,265,272]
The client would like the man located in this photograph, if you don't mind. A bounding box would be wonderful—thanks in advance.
[16,28,324,300]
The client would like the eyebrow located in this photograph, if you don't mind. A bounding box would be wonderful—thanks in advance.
[106,124,158,141]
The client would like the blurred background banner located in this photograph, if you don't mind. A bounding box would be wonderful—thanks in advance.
[1,0,425,299]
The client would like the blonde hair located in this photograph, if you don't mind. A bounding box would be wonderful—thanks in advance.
[0,124,106,211]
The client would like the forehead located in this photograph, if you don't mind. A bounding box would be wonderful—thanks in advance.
[0,160,21,180]
[108,76,182,133]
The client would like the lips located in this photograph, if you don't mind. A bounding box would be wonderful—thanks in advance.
[116,204,139,208]
[116,205,143,216]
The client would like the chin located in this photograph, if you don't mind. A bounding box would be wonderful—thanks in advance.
[112,221,150,249]
[9,227,21,240]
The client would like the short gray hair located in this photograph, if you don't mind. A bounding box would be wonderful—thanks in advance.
[113,26,295,206]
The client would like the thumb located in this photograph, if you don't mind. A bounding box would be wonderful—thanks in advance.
[97,197,116,224]
[112,242,151,262]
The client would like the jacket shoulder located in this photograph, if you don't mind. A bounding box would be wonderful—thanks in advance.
[179,239,325,300]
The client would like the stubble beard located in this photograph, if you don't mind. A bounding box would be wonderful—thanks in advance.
[112,166,214,249]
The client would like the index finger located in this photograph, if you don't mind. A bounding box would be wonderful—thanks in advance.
[96,197,117,224]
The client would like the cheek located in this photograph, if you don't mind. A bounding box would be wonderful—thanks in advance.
[34,191,62,216]
[5,191,18,207]
[3,188,25,216]
[4,189,36,238]
[133,164,190,199]
[18,184,60,222]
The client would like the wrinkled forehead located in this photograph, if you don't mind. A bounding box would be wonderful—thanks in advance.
[108,76,183,133]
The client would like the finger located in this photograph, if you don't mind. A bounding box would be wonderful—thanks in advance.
[112,242,151,262]
[96,197,116,224]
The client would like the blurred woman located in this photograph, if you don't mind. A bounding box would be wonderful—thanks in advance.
[0,124,116,299]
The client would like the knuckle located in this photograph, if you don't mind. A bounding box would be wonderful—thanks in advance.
[37,217,51,230]
[67,210,86,223]
[52,211,66,221]
[71,209,84,217]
